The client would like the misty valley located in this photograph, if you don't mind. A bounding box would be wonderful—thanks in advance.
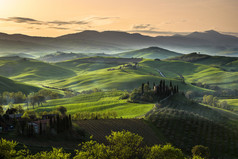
[0,30,238,159]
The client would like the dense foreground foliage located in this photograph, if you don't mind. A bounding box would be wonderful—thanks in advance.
[0,130,206,159]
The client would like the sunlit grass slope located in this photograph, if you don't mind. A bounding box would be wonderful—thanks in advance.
[34,91,153,118]
[0,75,39,93]
[0,56,76,82]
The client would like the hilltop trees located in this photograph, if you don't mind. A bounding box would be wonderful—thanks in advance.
[129,80,179,103]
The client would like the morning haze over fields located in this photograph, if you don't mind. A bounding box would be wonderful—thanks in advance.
[0,0,238,159]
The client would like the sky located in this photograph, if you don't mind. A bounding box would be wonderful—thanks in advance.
[0,0,237,37]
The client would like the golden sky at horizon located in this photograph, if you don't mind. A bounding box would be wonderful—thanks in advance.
[0,0,237,37]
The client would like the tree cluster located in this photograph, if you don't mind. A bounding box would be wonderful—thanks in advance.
[0,89,60,111]
[0,91,26,105]
[202,95,232,111]
[129,81,179,103]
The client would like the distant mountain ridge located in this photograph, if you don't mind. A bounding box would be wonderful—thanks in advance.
[0,30,238,56]
[37,47,181,62]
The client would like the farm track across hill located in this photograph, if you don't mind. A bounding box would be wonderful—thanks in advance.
[75,119,162,145]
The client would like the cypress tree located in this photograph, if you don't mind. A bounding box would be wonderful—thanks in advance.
[56,115,60,134]
[69,114,72,129]
[39,121,42,135]
[174,86,177,94]
[141,83,144,94]
[50,117,53,128]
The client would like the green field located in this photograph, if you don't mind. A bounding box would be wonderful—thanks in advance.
[32,91,154,118]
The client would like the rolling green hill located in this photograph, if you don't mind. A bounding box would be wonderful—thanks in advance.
[0,56,76,82]
[116,47,182,59]
[0,55,236,93]
[53,58,210,93]
[167,53,238,89]
[0,75,39,93]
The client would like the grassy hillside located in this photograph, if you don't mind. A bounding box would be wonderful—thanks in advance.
[0,56,76,82]
[32,91,154,118]
[147,94,238,158]
[166,53,238,89]
[116,47,182,59]
[54,58,211,93]
[0,75,39,93]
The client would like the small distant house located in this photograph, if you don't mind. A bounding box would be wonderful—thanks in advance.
[28,119,49,134]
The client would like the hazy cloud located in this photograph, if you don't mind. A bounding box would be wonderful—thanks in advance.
[0,16,119,28]
[128,30,191,36]
[49,27,70,30]
[48,20,89,26]
[0,17,44,25]
[132,24,152,30]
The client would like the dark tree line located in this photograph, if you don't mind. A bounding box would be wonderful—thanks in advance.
[49,114,72,134]
[15,114,72,137]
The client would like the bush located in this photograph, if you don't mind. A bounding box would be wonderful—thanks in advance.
[191,145,210,159]
[146,144,185,159]
[119,93,130,100]
[0,138,29,158]
[57,106,67,116]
